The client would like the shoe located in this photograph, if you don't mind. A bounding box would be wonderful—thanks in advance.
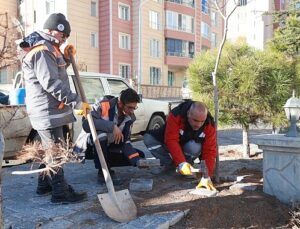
[36,185,52,195]
[51,185,87,204]
[98,169,123,186]
[36,175,52,195]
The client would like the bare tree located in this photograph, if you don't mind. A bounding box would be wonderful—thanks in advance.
[209,0,239,181]
[0,11,23,229]
[0,12,23,77]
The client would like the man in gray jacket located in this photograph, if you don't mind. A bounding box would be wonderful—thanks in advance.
[18,13,89,203]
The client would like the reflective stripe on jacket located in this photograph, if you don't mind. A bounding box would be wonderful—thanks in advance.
[21,31,80,130]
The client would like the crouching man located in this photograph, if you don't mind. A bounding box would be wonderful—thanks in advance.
[144,101,217,190]
[74,88,145,183]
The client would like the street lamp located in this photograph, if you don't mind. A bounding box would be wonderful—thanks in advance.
[283,90,300,137]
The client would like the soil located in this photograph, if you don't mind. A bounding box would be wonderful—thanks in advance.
[116,148,295,229]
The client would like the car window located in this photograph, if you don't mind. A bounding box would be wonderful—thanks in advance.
[107,79,129,97]
[81,78,105,103]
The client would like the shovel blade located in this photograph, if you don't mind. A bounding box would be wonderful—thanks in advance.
[97,189,137,223]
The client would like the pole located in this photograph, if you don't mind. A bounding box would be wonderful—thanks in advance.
[137,1,142,94]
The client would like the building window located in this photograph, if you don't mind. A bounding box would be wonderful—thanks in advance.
[201,22,210,39]
[91,0,97,17]
[166,38,194,58]
[119,3,130,20]
[0,67,8,84]
[119,33,131,50]
[211,32,217,48]
[150,39,160,58]
[238,0,247,6]
[168,71,175,86]
[166,11,194,33]
[91,32,98,47]
[211,11,217,26]
[202,0,208,14]
[45,0,55,15]
[150,67,161,85]
[149,10,160,30]
[119,64,130,79]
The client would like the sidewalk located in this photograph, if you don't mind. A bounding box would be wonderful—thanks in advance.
[3,128,270,229]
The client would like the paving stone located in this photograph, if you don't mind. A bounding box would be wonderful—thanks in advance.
[129,178,153,192]
[189,188,218,197]
[116,209,189,229]
[230,183,258,191]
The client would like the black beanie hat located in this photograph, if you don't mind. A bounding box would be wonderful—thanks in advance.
[43,13,71,36]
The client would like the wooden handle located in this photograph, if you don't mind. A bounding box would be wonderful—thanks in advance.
[69,55,116,193]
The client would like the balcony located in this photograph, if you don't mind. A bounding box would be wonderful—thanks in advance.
[165,0,195,8]
[165,51,194,67]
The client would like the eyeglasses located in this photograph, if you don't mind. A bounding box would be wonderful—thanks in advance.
[61,33,69,39]
[124,105,138,110]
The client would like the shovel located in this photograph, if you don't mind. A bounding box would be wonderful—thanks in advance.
[69,54,137,223]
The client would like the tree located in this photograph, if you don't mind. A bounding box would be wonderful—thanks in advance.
[0,11,23,229]
[0,12,22,79]
[269,0,300,57]
[188,41,296,157]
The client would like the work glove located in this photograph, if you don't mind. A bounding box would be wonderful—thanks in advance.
[196,177,216,191]
[75,102,91,118]
[177,162,193,176]
[64,44,76,59]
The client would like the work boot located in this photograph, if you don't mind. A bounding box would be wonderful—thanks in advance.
[98,168,123,186]
[36,164,52,195]
[36,174,52,195]
[51,168,87,204]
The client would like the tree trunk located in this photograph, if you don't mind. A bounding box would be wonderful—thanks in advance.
[0,131,4,229]
[242,125,250,158]
[211,1,238,182]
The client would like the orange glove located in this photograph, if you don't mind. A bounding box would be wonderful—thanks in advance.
[64,44,76,59]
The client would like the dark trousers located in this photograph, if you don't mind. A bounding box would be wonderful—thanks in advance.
[36,127,68,196]
[92,140,144,170]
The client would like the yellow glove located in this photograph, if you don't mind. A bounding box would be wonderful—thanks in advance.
[196,177,216,191]
[177,162,193,176]
[64,44,76,59]
[75,102,91,118]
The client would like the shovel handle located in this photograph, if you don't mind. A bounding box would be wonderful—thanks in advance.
[69,55,116,194]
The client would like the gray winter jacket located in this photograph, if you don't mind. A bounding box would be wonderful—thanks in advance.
[20,31,80,130]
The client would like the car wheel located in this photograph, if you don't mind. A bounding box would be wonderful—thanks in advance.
[148,115,165,130]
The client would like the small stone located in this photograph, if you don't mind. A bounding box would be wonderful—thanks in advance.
[129,178,153,192]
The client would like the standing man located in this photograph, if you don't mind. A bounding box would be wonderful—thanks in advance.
[18,13,89,203]
[74,88,145,183]
[144,101,217,190]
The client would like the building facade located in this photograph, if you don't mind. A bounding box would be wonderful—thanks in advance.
[99,0,224,96]
[226,0,288,50]
[1,0,224,98]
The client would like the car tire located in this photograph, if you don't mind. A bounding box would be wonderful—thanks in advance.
[148,115,165,130]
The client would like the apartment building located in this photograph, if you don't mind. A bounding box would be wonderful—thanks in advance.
[226,0,287,50]
[19,0,100,72]
[100,0,223,96]
[0,0,223,98]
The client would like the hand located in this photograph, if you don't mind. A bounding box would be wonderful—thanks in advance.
[113,125,124,144]
[177,162,193,176]
[75,102,91,117]
[64,44,76,59]
[196,177,216,191]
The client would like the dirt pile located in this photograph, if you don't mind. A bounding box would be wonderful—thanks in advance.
[120,149,295,228]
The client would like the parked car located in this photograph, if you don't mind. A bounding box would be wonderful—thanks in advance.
[0,71,181,158]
